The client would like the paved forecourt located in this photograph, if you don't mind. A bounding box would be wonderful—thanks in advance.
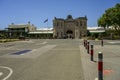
[80,40,120,80]
[1,39,120,80]
[0,39,84,80]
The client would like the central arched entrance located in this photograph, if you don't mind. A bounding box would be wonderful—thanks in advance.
[66,30,73,38]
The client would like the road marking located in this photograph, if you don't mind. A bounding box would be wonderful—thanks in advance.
[12,50,31,55]
[0,72,3,76]
[103,69,114,75]
[108,42,120,44]
[0,66,13,80]
[95,77,98,80]
[2,45,56,59]
[41,41,47,44]
[20,54,24,55]
[108,42,116,44]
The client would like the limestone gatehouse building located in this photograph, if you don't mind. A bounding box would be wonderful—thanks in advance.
[0,15,87,39]
[53,15,87,39]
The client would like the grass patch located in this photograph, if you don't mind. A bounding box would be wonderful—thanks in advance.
[0,39,19,43]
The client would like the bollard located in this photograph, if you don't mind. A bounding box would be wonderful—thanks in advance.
[84,39,85,47]
[87,42,89,54]
[101,39,103,46]
[85,40,86,49]
[98,52,103,80]
[90,44,94,61]
[85,40,87,49]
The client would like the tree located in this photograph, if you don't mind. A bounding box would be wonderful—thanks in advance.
[98,3,120,36]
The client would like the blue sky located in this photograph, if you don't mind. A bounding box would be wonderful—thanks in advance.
[0,0,119,29]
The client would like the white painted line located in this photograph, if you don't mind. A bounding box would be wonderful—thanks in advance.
[95,77,98,80]
[0,72,3,76]
[0,66,13,80]
[41,41,47,44]
[108,42,120,44]
[108,42,116,44]
[20,54,24,55]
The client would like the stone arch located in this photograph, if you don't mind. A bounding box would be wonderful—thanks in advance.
[66,30,73,38]
[66,30,73,34]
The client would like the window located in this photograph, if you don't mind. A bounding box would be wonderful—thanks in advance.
[57,22,59,27]
[61,22,62,26]
[61,32,62,37]
[57,32,58,36]
[76,22,78,26]
[80,21,82,26]
[84,22,86,26]
[53,22,56,26]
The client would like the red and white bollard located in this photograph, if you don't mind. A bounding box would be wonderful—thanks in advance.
[87,42,89,54]
[98,52,103,80]
[90,44,94,61]
[85,40,87,49]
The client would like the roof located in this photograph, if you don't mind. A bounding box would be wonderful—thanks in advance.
[88,27,105,33]
[37,28,53,30]
[89,30,105,33]
[87,27,104,30]
[9,24,28,28]
[28,31,53,34]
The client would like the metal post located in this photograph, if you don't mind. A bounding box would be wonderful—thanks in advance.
[85,40,87,49]
[87,42,89,54]
[84,39,85,47]
[90,44,94,61]
[101,39,103,46]
[98,52,103,80]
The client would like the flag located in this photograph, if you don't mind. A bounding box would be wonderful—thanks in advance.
[44,19,48,23]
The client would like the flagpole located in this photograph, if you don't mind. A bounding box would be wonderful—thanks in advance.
[47,20,48,39]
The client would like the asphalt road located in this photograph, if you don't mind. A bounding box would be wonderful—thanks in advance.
[0,39,84,80]
[0,39,120,80]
